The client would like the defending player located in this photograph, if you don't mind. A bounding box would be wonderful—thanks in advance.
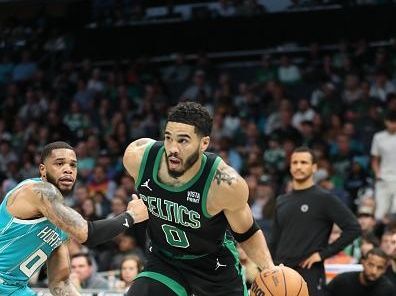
[0,141,147,295]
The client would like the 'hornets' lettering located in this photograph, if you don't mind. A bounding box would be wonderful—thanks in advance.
[140,194,201,229]
[37,226,63,249]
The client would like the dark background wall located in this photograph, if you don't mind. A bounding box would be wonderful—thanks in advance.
[72,5,396,60]
[1,1,395,61]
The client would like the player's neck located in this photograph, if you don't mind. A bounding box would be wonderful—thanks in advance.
[292,179,314,191]
[159,155,203,187]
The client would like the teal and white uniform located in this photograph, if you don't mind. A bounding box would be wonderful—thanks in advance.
[0,178,68,295]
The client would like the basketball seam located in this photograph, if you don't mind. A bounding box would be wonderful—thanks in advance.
[281,269,287,296]
[260,273,275,296]
[296,275,303,296]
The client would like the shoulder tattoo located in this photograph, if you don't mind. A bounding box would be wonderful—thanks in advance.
[135,138,151,147]
[33,182,63,203]
[214,168,236,186]
[32,182,85,230]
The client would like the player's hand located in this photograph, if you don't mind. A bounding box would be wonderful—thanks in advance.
[259,263,281,277]
[127,194,148,223]
[299,252,321,269]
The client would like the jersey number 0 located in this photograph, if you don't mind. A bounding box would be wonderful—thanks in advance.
[161,224,190,248]
[20,249,47,277]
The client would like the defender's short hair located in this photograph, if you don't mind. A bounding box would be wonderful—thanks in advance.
[167,102,212,137]
[40,141,74,163]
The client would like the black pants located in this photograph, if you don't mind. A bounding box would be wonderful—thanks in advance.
[127,244,247,296]
[295,263,326,296]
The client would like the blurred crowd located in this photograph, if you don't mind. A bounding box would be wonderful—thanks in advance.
[2,13,396,290]
[88,0,396,28]
[90,0,267,27]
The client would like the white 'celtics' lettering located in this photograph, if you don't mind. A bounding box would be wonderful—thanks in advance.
[139,194,201,229]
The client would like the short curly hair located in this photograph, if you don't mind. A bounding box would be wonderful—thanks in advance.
[40,141,74,163]
[167,102,212,136]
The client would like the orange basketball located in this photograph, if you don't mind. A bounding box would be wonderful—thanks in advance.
[250,266,309,296]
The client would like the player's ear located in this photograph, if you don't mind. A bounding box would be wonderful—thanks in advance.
[39,163,47,180]
[201,136,210,152]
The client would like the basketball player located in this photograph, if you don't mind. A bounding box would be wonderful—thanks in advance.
[123,102,275,296]
[0,141,147,295]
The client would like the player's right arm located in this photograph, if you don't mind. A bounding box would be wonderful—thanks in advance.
[212,162,274,270]
[123,138,155,181]
[47,243,80,296]
[25,182,147,247]
[30,182,88,243]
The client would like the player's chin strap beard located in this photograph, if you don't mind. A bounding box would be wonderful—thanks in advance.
[166,153,184,178]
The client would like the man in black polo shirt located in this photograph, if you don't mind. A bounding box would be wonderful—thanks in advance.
[270,146,361,296]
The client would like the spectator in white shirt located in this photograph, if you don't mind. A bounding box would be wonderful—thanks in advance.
[371,111,396,220]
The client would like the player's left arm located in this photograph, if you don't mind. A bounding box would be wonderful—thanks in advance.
[47,243,80,296]
[29,182,146,247]
[218,164,274,270]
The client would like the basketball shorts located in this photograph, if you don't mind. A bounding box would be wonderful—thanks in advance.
[127,240,248,296]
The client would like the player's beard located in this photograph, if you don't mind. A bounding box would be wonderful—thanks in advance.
[46,172,75,196]
[166,148,200,178]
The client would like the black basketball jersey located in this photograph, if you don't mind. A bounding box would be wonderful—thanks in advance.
[135,141,229,258]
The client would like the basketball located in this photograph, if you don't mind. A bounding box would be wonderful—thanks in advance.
[250,266,309,296]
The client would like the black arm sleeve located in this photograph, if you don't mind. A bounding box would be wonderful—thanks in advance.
[83,212,134,248]
[230,219,260,242]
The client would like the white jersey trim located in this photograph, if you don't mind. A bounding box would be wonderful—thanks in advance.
[12,217,48,224]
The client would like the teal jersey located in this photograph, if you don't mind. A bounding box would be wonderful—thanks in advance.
[0,178,68,286]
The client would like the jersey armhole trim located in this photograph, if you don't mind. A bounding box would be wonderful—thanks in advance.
[12,217,47,224]
[201,156,221,219]
[135,141,155,189]
[1,178,43,224]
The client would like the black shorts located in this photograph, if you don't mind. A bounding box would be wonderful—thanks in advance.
[127,240,248,296]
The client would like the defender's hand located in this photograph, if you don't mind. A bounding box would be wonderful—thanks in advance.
[127,194,148,223]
